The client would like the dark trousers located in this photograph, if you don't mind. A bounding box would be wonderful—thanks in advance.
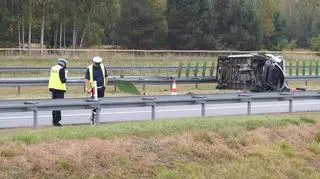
[92,87,105,113]
[51,90,65,124]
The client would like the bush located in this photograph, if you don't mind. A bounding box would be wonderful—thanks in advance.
[315,130,320,143]
[277,39,297,50]
[311,35,320,51]
[300,117,315,124]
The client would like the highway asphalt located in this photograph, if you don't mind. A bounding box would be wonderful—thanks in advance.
[0,99,319,128]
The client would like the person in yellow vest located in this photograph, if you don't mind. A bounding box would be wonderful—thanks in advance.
[85,56,108,124]
[48,58,68,127]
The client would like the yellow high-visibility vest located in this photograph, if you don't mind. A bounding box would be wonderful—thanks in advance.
[87,63,106,87]
[48,65,66,91]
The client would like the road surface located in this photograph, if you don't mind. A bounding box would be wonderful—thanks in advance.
[0,100,319,128]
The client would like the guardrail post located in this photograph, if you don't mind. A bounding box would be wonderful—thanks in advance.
[201,103,206,117]
[296,60,299,76]
[186,62,191,78]
[143,83,146,92]
[289,61,293,76]
[151,104,156,120]
[247,100,251,115]
[210,62,215,77]
[238,94,252,115]
[202,62,207,79]
[194,62,199,78]
[243,80,247,92]
[96,105,101,125]
[18,86,21,95]
[24,101,39,129]
[309,61,313,76]
[280,92,294,113]
[177,62,183,79]
[158,66,162,76]
[166,65,169,77]
[33,108,38,129]
[194,62,199,89]
[302,61,306,76]
[156,65,159,76]
[193,96,206,117]
[143,97,157,120]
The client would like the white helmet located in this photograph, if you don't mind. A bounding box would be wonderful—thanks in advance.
[57,58,67,66]
[93,56,102,63]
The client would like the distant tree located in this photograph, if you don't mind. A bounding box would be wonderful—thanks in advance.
[262,12,287,50]
[167,0,202,49]
[291,0,320,47]
[196,0,219,49]
[258,0,277,37]
[1,0,320,50]
[215,0,261,50]
[311,34,320,51]
[78,0,120,47]
[0,2,15,47]
[114,0,167,49]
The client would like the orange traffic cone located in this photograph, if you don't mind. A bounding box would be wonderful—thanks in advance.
[171,80,177,95]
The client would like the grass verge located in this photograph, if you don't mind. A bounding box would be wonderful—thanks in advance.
[1,80,319,100]
[0,83,238,100]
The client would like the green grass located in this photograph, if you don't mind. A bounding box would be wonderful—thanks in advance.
[0,55,214,67]
[306,142,320,154]
[0,54,215,78]
[278,140,296,157]
[315,130,320,143]
[0,83,225,100]
[1,80,320,100]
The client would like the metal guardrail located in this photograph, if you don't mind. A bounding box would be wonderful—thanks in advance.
[0,76,216,95]
[0,66,183,72]
[1,91,319,129]
[1,65,320,78]
[0,76,216,86]
[285,76,320,80]
[0,66,214,79]
[0,65,317,72]
[0,75,318,87]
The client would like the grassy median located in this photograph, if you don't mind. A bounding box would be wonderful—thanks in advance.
[0,83,238,100]
[1,52,320,78]
[0,113,320,178]
[0,54,213,67]
[1,80,319,100]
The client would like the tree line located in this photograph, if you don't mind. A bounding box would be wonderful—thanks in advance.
[0,0,320,50]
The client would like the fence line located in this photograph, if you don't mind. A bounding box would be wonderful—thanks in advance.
[1,48,320,58]
[0,48,320,54]
[1,63,320,76]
